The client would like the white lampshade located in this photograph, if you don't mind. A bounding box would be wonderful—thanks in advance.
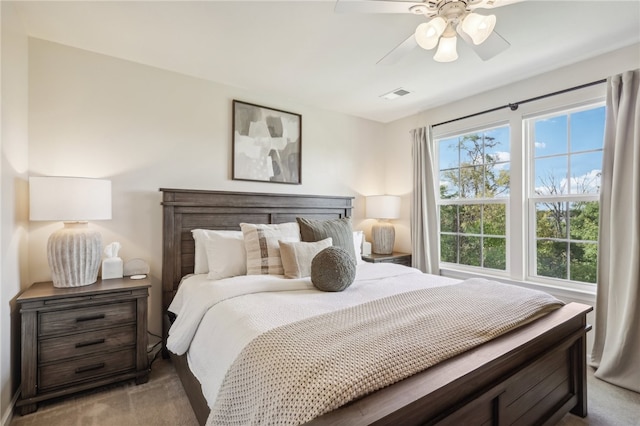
[434,36,459,63]
[366,195,401,220]
[29,177,112,221]
[29,176,112,288]
[461,13,496,45]
[415,17,447,50]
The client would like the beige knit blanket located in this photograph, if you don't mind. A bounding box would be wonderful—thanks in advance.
[208,278,563,426]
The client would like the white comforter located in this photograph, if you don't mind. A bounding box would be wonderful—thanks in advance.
[167,263,459,412]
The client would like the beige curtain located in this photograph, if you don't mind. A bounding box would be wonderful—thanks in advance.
[411,127,440,274]
[589,70,640,392]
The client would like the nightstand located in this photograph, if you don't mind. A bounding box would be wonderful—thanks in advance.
[362,252,412,267]
[16,276,152,415]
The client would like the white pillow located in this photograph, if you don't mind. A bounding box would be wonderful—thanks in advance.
[353,230,365,265]
[192,229,243,274]
[240,222,301,275]
[279,238,332,279]
[204,233,247,280]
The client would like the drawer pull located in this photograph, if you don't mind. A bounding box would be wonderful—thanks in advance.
[75,363,105,374]
[75,338,106,348]
[75,314,105,323]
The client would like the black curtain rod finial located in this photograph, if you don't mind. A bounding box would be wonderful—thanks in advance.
[509,103,519,111]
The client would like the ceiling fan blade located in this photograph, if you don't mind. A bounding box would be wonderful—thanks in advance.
[334,0,427,14]
[468,0,525,10]
[377,33,418,65]
[457,28,510,61]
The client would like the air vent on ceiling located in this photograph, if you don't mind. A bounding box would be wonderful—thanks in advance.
[380,88,411,100]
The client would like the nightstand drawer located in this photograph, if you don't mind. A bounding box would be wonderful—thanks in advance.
[39,349,136,391]
[40,325,136,363]
[39,301,136,336]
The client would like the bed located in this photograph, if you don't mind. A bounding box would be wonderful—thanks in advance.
[160,188,592,426]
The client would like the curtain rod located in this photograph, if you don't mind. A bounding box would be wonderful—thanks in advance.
[431,78,607,128]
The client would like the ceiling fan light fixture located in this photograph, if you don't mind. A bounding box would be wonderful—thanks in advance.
[415,17,447,50]
[461,13,497,45]
[433,35,458,62]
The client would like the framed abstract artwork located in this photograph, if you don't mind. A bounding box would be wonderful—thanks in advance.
[232,100,302,184]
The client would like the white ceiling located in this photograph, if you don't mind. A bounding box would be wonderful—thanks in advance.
[12,0,640,123]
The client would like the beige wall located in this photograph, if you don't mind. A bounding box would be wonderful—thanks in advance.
[27,38,388,338]
[0,2,29,425]
[383,43,640,255]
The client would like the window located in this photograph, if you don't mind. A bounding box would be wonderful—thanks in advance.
[435,100,605,289]
[527,105,605,284]
[438,126,510,271]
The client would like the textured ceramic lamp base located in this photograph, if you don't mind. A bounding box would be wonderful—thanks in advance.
[47,222,102,288]
[372,222,395,255]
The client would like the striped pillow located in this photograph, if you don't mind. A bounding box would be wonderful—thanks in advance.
[240,222,301,275]
[296,217,356,263]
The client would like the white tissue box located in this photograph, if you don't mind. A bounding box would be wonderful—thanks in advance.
[362,241,372,256]
[102,258,123,280]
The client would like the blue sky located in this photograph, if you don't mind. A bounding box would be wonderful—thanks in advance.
[533,106,604,195]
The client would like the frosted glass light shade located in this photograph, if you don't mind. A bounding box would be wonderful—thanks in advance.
[366,195,401,220]
[415,17,447,50]
[29,176,112,288]
[461,13,496,45]
[434,36,458,62]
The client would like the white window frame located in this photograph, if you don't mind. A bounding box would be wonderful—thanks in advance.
[432,89,605,296]
[524,102,605,291]
[436,122,511,276]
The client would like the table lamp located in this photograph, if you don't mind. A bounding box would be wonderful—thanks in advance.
[366,195,400,255]
[29,176,112,288]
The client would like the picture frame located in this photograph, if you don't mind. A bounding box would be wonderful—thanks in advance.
[232,100,302,184]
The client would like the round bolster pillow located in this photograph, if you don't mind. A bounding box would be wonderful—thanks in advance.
[310,246,356,292]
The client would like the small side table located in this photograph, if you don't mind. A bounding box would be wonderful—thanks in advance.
[362,252,412,267]
[16,276,152,414]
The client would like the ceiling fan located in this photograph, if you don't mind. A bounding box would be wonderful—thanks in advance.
[335,0,522,64]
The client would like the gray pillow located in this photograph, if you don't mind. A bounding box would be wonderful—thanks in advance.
[310,246,356,292]
[296,217,356,262]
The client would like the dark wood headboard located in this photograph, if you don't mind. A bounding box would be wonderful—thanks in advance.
[160,188,353,315]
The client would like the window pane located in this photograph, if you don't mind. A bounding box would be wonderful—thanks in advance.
[459,204,481,234]
[483,237,506,270]
[486,163,510,198]
[534,156,567,195]
[440,205,458,233]
[536,202,567,239]
[459,166,484,198]
[537,240,568,279]
[569,202,599,241]
[437,125,510,274]
[570,107,605,153]
[440,170,458,199]
[483,204,506,235]
[440,234,458,263]
[569,151,602,194]
[460,236,481,267]
[484,127,510,159]
[459,135,484,165]
[534,115,567,157]
[439,138,459,169]
[569,242,598,283]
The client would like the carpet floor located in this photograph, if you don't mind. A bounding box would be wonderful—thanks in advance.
[11,358,640,425]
